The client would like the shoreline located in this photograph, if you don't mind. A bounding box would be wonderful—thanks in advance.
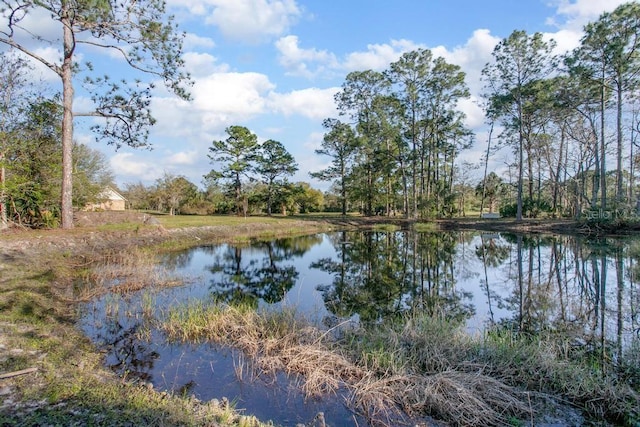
[1,213,638,426]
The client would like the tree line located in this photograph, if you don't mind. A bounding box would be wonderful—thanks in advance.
[314,2,640,220]
[122,126,325,216]
[2,2,640,227]
[0,55,115,228]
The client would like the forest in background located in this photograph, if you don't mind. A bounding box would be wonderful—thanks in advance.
[1,2,640,227]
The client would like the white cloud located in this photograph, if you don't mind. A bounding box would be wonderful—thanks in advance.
[269,87,339,120]
[169,0,301,43]
[147,71,277,150]
[458,96,486,130]
[542,1,629,56]
[274,36,425,79]
[303,131,325,152]
[183,52,229,77]
[184,33,216,50]
[193,72,275,123]
[166,0,209,15]
[111,152,164,182]
[275,35,338,78]
[210,0,301,43]
[274,36,430,80]
[343,39,423,72]
[73,96,97,116]
[544,29,582,56]
[547,0,628,31]
[294,131,329,189]
[165,150,199,165]
[148,97,202,140]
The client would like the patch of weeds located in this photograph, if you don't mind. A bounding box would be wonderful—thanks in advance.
[370,224,401,232]
[473,324,640,425]
[413,222,438,232]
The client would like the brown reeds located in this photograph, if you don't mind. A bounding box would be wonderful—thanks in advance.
[348,371,532,426]
[162,304,366,398]
[161,303,537,426]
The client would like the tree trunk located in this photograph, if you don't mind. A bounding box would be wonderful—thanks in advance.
[400,156,409,219]
[629,110,637,204]
[266,181,272,216]
[235,173,242,216]
[340,170,347,216]
[516,102,524,221]
[480,123,493,217]
[366,166,373,216]
[0,156,6,230]
[600,67,607,210]
[411,127,418,218]
[592,117,600,210]
[616,80,623,203]
[60,11,75,229]
[552,126,565,214]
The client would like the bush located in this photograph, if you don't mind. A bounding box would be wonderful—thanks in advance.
[500,198,552,218]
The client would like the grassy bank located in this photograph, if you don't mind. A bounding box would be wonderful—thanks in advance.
[0,214,337,426]
[0,250,259,426]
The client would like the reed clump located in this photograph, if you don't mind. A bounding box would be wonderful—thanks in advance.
[472,327,640,425]
[348,313,639,426]
[162,303,364,399]
[350,372,530,426]
[160,303,537,426]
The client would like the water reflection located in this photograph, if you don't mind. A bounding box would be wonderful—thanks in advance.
[79,230,640,425]
[312,231,475,324]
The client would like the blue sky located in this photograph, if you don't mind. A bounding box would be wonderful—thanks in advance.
[3,0,631,191]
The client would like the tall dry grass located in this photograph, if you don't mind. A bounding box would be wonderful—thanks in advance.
[160,303,537,426]
[348,313,639,425]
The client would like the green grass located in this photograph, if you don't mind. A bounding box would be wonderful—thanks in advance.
[155,213,285,228]
[0,222,299,427]
[370,223,402,232]
[413,222,439,232]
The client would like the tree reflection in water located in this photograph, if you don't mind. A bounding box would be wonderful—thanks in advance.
[201,236,320,306]
[88,307,159,384]
[479,233,640,376]
[312,230,475,324]
[78,229,640,424]
[310,230,639,370]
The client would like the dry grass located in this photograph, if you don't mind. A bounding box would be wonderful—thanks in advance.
[162,304,364,398]
[71,248,183,301]
[347,371,531,426]
[161,303,536,426]
[403,372,530,425]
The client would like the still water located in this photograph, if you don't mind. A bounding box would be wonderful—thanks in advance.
[78,230,640,425]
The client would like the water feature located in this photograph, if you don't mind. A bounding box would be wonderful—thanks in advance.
[77,229,640,425]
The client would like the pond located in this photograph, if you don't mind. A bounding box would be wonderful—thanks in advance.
[77,229,640,426]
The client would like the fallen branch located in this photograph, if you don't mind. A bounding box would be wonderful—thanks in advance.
[0,367,38,379]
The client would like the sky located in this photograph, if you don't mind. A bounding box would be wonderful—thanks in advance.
[2,0,632,191]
